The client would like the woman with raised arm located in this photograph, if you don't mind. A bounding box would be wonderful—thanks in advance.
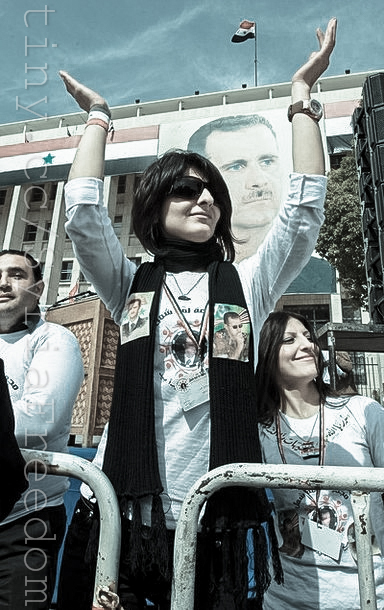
[256,311,384,609]
[57,19,336,610]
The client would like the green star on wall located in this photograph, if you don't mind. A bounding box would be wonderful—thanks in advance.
[43,153,55,164]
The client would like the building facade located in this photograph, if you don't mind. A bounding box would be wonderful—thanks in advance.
[1,69,383,441]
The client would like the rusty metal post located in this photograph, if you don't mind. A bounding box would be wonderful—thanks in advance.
[21,448,121,609]
[351,491,377,610]
[171,463,384,610]
[327,329,337,390]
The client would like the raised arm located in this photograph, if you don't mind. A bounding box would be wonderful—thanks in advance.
[59,70,110,180]
[59,71,135,321]
[291,18,337,175]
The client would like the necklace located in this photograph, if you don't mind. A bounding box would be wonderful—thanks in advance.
[277,407,323,461]
[168,272,207,301]
[279,411,319,444]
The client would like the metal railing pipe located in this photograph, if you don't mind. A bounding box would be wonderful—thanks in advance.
[21,448,121,610]
[172,462,384,610]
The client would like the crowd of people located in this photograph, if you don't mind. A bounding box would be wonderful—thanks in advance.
[2,14,384,610]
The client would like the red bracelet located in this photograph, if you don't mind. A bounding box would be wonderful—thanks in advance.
[86,118,109,132]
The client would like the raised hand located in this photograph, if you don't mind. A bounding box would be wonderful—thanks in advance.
[59,70,110,114]
[292,17,337,90]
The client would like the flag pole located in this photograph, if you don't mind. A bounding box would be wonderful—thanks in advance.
[254,22,257,87]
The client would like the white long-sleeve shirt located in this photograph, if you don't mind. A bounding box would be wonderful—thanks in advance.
[65,172,326,528]
[0,318,84,524]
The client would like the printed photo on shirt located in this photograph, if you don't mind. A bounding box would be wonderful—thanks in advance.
[120,292,154,344]
[212,303,250,362]
[172,329,207,369]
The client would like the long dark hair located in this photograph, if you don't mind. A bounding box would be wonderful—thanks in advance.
[255,311,329,426]
[132,149,236,260]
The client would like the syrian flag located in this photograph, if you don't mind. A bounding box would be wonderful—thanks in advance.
[68,276,80,303]
[231,19,255,43]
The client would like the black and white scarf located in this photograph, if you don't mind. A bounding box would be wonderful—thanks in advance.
[102,238,282,608]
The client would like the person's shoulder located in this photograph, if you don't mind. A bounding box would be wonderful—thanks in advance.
[35,319,80,344]
[327,393,384,416]
[325,394,355,409]
[345,393,382,408]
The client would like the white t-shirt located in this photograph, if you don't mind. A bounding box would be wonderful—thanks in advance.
[259,395,384,610]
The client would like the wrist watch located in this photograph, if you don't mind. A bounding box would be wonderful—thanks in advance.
[288,99,323,122]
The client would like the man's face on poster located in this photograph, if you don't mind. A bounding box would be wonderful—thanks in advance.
[224,315,243,340]
[203,123,282,257]
[128,299,140,320]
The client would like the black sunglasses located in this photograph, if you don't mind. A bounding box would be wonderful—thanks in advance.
[168,176,211,200]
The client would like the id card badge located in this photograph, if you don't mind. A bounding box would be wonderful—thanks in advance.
[300,516,343,560]
[179,369,209,412]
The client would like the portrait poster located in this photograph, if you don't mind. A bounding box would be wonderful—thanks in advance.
[120,291,154,344]
[158,108,292,261]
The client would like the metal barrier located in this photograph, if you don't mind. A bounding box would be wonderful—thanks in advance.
[21,449,121,610]
[172,462,384,610]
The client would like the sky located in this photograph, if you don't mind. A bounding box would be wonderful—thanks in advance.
[2,0,384,126]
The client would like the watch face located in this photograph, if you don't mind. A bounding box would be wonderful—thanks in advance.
[288,99,322,122]
[310,99,322,115]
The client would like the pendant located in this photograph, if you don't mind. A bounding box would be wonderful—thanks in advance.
[178,295,191,301]
[299,442,320,459]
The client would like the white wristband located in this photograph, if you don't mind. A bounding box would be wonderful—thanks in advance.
[87,110,111,125]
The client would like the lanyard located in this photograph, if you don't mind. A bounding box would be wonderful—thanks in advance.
[162,279,209,359]
[276,401,326,515]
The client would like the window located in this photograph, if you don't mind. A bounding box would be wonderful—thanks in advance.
[0,190,6,206]
[25,185,48,210]
[341,300,362,324]
[23,223,38,242]
[42,221,51,242]
[60,260,73,282]
[282,304,330,333]
[349,352,367,386]
[117,175,127,194]
[50,183,58,200]
[113,215,123,239]
[30,186,45,202]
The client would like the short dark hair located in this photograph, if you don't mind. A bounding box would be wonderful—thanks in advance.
[187,114,277,157]
[223,311,240,325]
[131,149,236,261]
[255,311,328,425]
[0,249,43,283]
[128,297,141,309]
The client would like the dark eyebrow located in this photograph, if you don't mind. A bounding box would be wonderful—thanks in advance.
[6,266,29,276]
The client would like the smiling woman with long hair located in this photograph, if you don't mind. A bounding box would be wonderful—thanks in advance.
[256,311,384,609]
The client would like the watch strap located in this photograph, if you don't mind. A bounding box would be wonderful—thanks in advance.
[288,99,322,122]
